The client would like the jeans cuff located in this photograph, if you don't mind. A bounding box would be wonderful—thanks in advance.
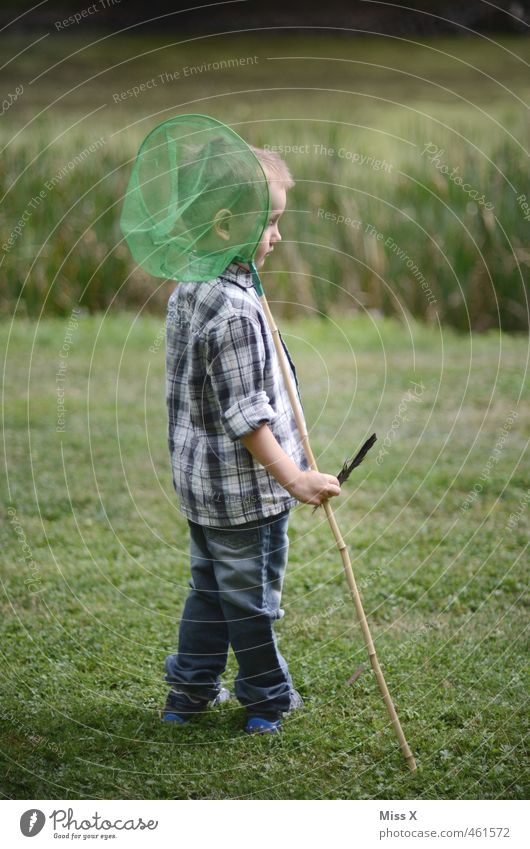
[245,708,282,722]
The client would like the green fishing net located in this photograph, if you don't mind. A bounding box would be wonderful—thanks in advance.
[120,114,271,283]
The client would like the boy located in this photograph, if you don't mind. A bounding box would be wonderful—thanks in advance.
[163,146,341,734]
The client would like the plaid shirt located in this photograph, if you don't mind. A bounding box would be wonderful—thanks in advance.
[166,261,310,527]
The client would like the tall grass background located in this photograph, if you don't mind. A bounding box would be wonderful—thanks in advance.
[1,34,529,331]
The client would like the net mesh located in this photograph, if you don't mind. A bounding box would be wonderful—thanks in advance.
[120,114,271,281]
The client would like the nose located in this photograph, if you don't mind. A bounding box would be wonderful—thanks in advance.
[271,224,281,244]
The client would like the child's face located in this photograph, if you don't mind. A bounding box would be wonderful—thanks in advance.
[237,180,286,271]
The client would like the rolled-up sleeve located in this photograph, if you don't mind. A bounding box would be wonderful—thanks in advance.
[206,315,277,442]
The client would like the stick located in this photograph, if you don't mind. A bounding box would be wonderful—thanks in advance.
[257,288,417,772]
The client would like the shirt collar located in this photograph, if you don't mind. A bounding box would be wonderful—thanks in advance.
[219,260,255,290]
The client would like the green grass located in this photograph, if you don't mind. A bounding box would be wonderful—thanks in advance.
[1,33,530,329]
[1,313,528,799]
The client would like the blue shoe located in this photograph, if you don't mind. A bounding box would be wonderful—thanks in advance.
[245,716,282,735]
[162,710,188,724]
[244,690,303,734]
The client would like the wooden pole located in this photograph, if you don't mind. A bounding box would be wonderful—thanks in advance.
[258,289,417,772]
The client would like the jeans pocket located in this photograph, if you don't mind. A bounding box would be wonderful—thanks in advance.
[203,523,260,551]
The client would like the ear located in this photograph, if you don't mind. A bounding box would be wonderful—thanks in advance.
[213,208,232,241]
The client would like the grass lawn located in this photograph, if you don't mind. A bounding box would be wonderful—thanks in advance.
[1,311,528,799]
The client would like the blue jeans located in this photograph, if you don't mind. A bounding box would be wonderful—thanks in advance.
[165,508,293,718]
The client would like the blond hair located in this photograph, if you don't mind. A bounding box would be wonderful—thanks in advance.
[251,146,295,189]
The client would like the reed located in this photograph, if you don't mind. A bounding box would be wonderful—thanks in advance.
[2,115,528,330]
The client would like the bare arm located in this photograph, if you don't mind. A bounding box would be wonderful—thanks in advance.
[241,424,341,506]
